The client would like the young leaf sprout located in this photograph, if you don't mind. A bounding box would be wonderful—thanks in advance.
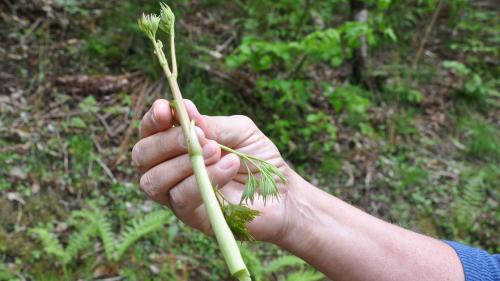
[219,144,287,204]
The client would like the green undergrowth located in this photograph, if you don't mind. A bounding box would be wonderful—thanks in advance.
[1,0,499,279]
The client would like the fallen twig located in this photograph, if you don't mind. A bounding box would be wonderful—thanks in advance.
[412,0,444,68]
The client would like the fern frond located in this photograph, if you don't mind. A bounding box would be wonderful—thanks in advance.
[31,228,68,264]
[94,214,117,261]
[115,210,170,261]
[285,270,324,281]
[65,223,97,261]
[263,255,306,273]
[70,209,94,219]
[240,246,264,281]
[78,207,117,261]
[454,171,486,228]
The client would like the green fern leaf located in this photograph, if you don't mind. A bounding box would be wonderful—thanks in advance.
[240,246,264,281]
[114,210,170,261]
[65,223,97,261]
[285,270,324,281]
[263,255,306,274]
[454,171,487,228]
[31,228,68,264]
[94,214,117,261]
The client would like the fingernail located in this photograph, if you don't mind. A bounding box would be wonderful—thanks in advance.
[151,106,159,125]
[218,156,234,170]
[203,144,216,158]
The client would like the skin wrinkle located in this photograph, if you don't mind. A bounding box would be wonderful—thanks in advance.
[131,143,142,170]
[210,115,258,148]
[142,154,193,198]
[169,185,187,209]
[140,171,157,198]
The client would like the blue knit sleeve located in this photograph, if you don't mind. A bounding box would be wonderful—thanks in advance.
[444,241,500,281]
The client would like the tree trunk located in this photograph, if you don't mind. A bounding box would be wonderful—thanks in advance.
[350,0,368,84]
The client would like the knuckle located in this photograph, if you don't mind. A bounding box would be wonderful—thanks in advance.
[131,144,143,169]
[234,114,258,131]
[164,127,182,150]
[139,173,156,197]
[200,221,213,236]
[169,188,186,209]
[235,114,254,126]
[132,143,144,171]
[139,113,149,137]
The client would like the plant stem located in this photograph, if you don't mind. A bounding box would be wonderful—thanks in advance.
[152,40,251,281]
[170,32,178,78]
[219,144,259,161]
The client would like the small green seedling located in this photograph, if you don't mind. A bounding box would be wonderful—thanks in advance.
[137,3,286,280]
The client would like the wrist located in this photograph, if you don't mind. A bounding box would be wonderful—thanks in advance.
[269,168,322,249]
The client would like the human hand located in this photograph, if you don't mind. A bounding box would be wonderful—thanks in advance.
[132,99,293,242]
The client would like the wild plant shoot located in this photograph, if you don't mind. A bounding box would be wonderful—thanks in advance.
[137,3,286,280]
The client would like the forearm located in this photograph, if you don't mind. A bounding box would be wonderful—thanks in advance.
[276,170,464,281]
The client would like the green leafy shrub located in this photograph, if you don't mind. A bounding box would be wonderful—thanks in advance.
[443,61,499,107]
[324,82,372,128]
[460,118,500,162]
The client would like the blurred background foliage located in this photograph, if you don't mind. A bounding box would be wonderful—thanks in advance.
[0,0,498,280]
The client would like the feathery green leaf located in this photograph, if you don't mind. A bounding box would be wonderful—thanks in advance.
[219,144,287,204]
[65,223,97,262]
[115,210,170,260]
[222,203,260,241]
[31,228,68,264]
[285,270,324,281]
[263,255,306,273]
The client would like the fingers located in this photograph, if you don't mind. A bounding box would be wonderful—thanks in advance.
[170,153,241,235]
[140,98,258,148]
[139,140,222,205]
[140,98,259,147]
[184,99,259,147]
[132,126,207,172]
[179,205,212,235]
[140,99,173,138]
[169,153,240,212]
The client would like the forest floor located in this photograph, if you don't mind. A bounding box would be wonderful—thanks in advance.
[0,1,498,280]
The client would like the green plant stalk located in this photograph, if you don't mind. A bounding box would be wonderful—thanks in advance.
[151,38,251,281]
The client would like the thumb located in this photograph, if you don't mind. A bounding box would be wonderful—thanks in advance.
[184,99,257,147]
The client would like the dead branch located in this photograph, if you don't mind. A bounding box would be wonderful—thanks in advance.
[412,0,444,68]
